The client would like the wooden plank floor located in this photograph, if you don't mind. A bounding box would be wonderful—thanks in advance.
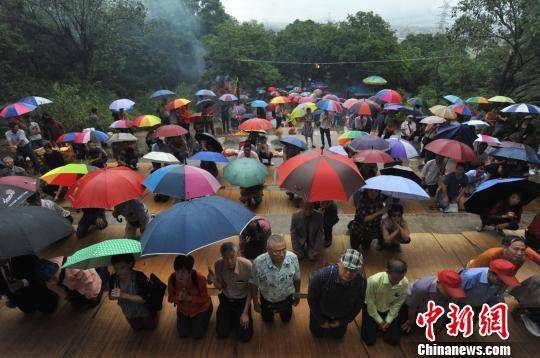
[7,229,539,357]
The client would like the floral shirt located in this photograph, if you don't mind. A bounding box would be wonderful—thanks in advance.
[250,251,300,303]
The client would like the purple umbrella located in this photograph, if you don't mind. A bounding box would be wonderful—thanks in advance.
[384,104,414,112]
[349,135,390,151]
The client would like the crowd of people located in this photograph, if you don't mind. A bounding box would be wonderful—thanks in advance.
[1,85,540,348]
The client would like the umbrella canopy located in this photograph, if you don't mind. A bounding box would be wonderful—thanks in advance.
[109,99,135,112]
[420,116,446,125]
[322,94,339,101]
[465,96,489,104]
[0,206,73,258]
[317,99,342,112]
[384,104,414,113]
[190,151,229,163]
[109,120,133,129]
[337,130,368,145]
[41,163,97,186]
[0,103,36,118]
[143,164,221,200]
[196,98,214,111]
[433,122,477,148]
[349,135,390,151]
[352,150,394,164]
[0,184,34,208]
[352,101,379,116]
[407,97,423,106]
[0,176,37,191]
[280,136,308,151]
[278,149,364,202]
[430,105,457,120]
[239,118,273,132]
[464,119,490,129]
[501,103,540,114]
[154,124,188,138]
[57,132,82,143]
[465,178,540,214]
[140,196,255,255]
[449,103,477,117]
[195,89,216,96]
[291,102,318,119]
[195,132,223,153]
[251,100,268,108]
[299,96,317,103]
[219,93,238,102]
[443,95,463,104]
[62,239,141,269]
[380,165,422,185]
[166,98,191,111]
[363,175,430,201]
[343,98,360,109]
[75,129,110,144]
[142,151,180,164]
[376,89,402,103]
[363,75,387,85]
[19,96,53,106]
[150,90,175,101]
[132,115,161,127]
[107,132,138,143]
[490,145,540,164]
[269,96,290,105]
[475,134,501,145]
[425,139,478,162]
[224,158,268,187]
[66,167,144,209]
[386,138,419,159]
[328,145,348,156]
[489,96,515,104]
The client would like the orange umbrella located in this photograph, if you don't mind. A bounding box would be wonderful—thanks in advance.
[166,98,191,111]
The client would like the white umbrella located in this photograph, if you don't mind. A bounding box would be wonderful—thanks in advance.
[328,145,348,156]
[420,116,446,125]
[464,119,490,129]
[362,175,430,201]
[143,151,180,164]
[475,134,501,145]
[109,98,135,112]
[107,133,138,143]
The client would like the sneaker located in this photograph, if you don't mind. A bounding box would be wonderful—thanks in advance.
[476,226,484,232]
[443,203,459,213]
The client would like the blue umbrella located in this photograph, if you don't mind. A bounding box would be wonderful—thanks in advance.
[19,96,53,106]
[434,123,476,148]
[280,136,308,150]
[251,100,268,108]
[490,145,540,164]
[443,95,463,104]
[150,90,175,101]
[190,151,229,163]
[109,99,135,112]
[196,89,216,97]
[464,178,540,214]
[501,103,540,114]
[349,135,390,151]
[140,196,255,255]
[362,175,430,201]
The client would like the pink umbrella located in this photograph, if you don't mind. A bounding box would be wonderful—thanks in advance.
[299,96,317,103]
[323,94,339,101]
[343,98,360,109]
[475,134,500,145]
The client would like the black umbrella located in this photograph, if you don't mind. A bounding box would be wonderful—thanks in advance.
[380,165,422,185]
[464,178,540,214]
[0,184,34,208]
[195,132,223,153]
[0,206,73,258]
[434,123,476,149]
[196,99,214,111]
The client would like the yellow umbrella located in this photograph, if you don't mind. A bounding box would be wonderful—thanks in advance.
[429,105,457,120]
[291,102,317,119]
[270,96,290,105]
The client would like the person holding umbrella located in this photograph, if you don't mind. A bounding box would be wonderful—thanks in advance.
[301,107,315,148]
[109,254,158,331]
[478,193,523,232]
[290,201,324,261]
[86,141,108,168]
[157,99,171,125]
[349,189,387,251]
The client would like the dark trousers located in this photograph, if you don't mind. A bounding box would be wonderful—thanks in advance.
[8,286,58,314]
[19,143,40,172]
[425,184,438,197]
[320,128,331,147]
[126,313,159,331]
[260,294,293,323]
[361,309,401,346]
[221,117,230,133]
[216,293,253,342]
[177,305,213,339]
[309,313,348,339]
[204,121,215,135]
[324,224,334,245]
[480,214,519,230]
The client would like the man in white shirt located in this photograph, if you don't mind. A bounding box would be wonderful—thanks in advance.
[5,123,40,172]
[421,155,445,196]
[237,141,259,160]
[400,115,417,141]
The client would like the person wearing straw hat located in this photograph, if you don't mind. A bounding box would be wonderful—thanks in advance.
[308,249,366,339]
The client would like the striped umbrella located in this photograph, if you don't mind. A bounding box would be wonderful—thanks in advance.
[75,129,109,144]
[195,89,216,97]
[337,130,368,145]
[501,103,540,114]
[443,95,463,104]
[0,103,36,118]
[489,96,515,104]
[376,89,402,103]
[386,138,419,159]
[352,150,394,164]
[41,163,98,186]
[166,98,191,111]
[57,132,83,143]
[465,96,489,104]
[133,114,161,127]
[219,93,238,102]
[363,76,387,85]
[278,149,365,202]
[19,96,53,107]
[322,94,339,101]
[349,99,381,115]
[317,99,342,112]
[109,120,133,129]
[343,98,360,109]
[448,103,477,117]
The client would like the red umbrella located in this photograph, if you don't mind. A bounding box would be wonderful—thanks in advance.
[0,176,37,191]
[352,150,394,164]
[425,139,478,162]
[278,149,365,202]
[239,118,273,132]
[66,167,144,209]
[154,124,188,138]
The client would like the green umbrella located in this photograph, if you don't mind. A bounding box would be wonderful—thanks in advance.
[62,239,141,269]
[224,158,268,188]
[363,75,387,85]
[489,96,515,104]
[407,97,423,106]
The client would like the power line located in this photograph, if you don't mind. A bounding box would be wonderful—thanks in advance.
[234,55,462,65]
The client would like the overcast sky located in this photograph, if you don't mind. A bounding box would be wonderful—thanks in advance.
[221,0,454,27]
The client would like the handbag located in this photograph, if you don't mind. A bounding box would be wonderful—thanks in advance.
[145,273,166,312]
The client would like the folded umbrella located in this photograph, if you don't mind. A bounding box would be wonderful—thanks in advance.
[349,135,390,151]
[142,151,180,164]
[280,136,308,151]
[239,118,273,132]
[0,103,36,118]
[0,184,34,208]
[143,164,221,200]
[140,196,255,255]
[224,158,268,188]
[132,115,161,127]
[41,163,98,186]
[154,124,188,138]
[66,167,144,209]
[464,178,540,214]
[107,132,138,143]
[0,176,37,191]
[62,239,141,269]
[386,138,419,159]
[352,150,394,164]
[362,175,430,201]
[109,99,135,112]
[0,206,73,259]
[150,90,175,101]
[380,165,422,185]
[278,149,364,202]
[425,139,478,162]
[190,151,229,163]
[338,130,368,145]
[490,145,540,164]
[19,96,53,107]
